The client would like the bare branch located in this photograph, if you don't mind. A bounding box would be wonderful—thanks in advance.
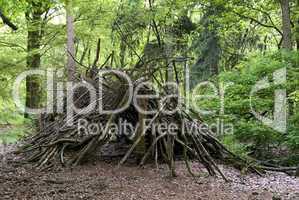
[233,11,283,36]
[0,9,18,31]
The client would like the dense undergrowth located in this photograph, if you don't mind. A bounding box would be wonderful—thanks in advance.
[0,100,31,144]
[196,51,299,166]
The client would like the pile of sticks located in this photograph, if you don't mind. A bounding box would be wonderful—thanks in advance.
[16,65,266,181]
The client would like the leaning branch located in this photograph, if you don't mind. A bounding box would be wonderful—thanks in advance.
[233,11,283,36]
[0,9,18,31]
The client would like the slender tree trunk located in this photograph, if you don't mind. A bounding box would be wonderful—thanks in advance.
[280,0,293,49]
[296,166,299,177]
[66,0,76,81]
[119,39,126,68]
[296,0,299,50]
[25,9,43,118]
[296,29,299,50]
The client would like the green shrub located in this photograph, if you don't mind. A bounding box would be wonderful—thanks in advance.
[194,51,299,165]
[0,99,32,144]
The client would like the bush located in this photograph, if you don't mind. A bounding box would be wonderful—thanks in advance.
[195,51,299,165]
[0,99,32,144]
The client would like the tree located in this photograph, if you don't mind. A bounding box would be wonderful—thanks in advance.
[191,4,222,85]
[280,0,292,49]
[295,0,299,50]
[66,0,76,81]
[25,1,49,117]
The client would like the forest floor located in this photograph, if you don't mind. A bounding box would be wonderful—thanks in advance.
[0,144,298,200]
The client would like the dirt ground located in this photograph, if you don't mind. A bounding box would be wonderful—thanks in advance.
[0,144,298,200]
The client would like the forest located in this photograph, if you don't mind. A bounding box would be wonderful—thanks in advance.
[0,0,298,199]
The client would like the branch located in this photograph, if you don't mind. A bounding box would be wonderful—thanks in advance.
[0,9,18,31]
[92,38,101,67]
[67,49,89,69]
[89,38,101,78]
[244,5,282,33]
[115,22,144,65]
[149,0,162,47]
[79,41,89,65]
[233,11,283,36]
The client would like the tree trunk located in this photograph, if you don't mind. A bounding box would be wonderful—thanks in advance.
[296,25,299,50]
[296,29,299,50]
[280,0,293,49]
[296,166,299,177]
[296,1,299,50]
[25,9,43,118]
[66,0,76,81]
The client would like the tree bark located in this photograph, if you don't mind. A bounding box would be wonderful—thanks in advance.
[66,0,76,81]
[296,1,299,50]
[25,8,43,118]
[280,0,293,49]
[296,24,299,50]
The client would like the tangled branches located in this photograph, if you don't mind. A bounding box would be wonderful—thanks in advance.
[15,65,269,181]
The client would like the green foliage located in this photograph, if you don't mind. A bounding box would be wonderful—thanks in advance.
[0,126,30,144]
[0,100,26,125]
[190,2,223,84]
[0,97,32,144]
[221,135,249,159]
[197,51,299,164]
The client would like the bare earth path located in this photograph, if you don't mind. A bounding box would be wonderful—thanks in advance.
[0,145,298,200]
